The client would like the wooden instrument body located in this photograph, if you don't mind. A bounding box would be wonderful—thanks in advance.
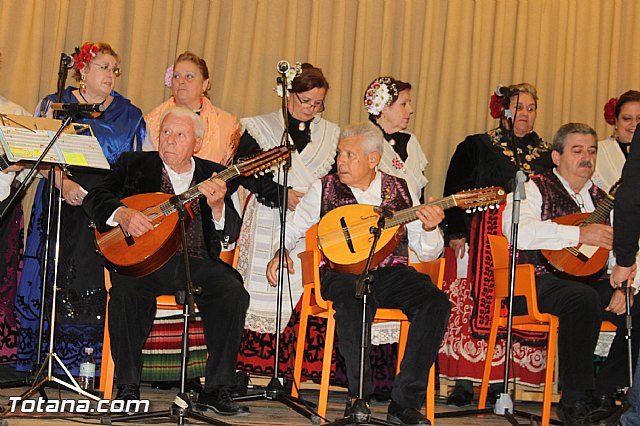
[95,193,193,277]
[315,186,506,273]
[317,204,404,273]
[540,212,609,277]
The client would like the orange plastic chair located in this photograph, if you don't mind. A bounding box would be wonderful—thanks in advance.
[291,224,445,423]
[99,248,238,400]
[479,235,616,426]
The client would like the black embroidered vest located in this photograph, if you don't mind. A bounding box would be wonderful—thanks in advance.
[319,172,413,269]
[160,167,207,259]
[518,170,608,276]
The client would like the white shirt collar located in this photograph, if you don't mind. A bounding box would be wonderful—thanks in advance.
[163,158,196,194]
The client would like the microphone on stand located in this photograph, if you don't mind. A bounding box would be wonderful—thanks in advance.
[495,85,513,97]
[61,53,75,69]
[49,102,106,113]
[276,60,290,73]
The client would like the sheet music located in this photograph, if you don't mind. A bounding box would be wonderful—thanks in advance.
[0,125,109,170]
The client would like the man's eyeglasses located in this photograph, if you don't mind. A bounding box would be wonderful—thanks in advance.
[295,93,324,113]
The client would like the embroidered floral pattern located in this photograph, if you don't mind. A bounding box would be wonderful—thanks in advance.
[487,127,550,173]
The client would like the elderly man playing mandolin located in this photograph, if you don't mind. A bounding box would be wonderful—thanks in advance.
[501,122,640,425]
[266,122,451,426]
[84,106,250,415]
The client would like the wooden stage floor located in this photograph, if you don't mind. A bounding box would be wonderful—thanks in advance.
[0,379,547,425]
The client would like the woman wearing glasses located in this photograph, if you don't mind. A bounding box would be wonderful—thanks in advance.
[364,77,428,200]
[145,51,240,166]
[234,62,339,376]
[16,42,145,378]
[441,83,553,406]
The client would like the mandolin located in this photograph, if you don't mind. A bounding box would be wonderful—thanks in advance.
[316,187,506,273]
[94,146,289,277]
[540,181,619,278]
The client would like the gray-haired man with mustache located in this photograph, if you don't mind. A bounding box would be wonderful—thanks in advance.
[500,123,640,425]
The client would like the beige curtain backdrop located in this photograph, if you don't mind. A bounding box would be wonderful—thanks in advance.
[1,0,639,197]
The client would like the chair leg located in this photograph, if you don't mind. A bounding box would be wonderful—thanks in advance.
[541,320,559,426]
[426,364,435,424]
[318,305,336,419]
[291,288,312,399]
[99,296,115,400]
[479,315,501,409]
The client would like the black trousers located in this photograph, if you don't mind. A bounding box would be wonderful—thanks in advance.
[321,265,451,410]
[108,255,249,390]
[533,274,640,396]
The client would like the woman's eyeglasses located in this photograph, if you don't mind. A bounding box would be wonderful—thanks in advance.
[295,93,324,112]
[90,62,121,77]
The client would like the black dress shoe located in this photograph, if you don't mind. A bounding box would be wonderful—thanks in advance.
[387,401,430,425]
[446,385,473,407]
[196,387,250,416]
[115,383,140,401]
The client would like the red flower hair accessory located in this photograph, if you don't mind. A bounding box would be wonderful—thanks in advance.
[489,93,504,119]
[73,43,99,71]
[603,97,618,125]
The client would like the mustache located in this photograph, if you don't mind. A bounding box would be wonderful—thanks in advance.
[578,161,592,168]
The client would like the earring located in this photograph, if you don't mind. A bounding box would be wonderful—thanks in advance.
[79,74,86,91]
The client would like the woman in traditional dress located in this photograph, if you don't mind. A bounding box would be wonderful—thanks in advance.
[364,77,428,200]
[234,62,340,378]
[441,83,553,405]
[593,90,640,192]
[0,51,31,366]
[140,51,240,390]
[144,51,240,166]
[15,42,146,377]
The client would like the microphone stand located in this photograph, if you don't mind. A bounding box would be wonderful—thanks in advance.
[103,199,229,426]
[233,66,319,423]
[326,209,394,426]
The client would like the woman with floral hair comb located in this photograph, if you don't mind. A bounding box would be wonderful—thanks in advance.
[440,83,553,406]
[15,42,145,378]
[364,76,427,201]
[593,90,640,193]
[234,62,340,377]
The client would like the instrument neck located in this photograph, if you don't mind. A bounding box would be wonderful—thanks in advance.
[383,196,457,229]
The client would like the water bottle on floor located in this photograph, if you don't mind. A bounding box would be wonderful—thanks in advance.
[78,347,96,393]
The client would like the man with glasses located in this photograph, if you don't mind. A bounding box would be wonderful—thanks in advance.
[501,123,640,425]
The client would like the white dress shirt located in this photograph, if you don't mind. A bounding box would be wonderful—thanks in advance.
[280,171,444,262]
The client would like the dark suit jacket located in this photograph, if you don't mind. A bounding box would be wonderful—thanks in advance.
[83,151,241,262]
[614,128,640,266]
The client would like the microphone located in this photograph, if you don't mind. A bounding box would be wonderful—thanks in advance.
[61,53,75,69]
[276,60,290,73]
[495,85,512,97]
[49,102,106,113]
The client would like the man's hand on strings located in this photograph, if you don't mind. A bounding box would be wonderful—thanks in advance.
[114,207,154,237]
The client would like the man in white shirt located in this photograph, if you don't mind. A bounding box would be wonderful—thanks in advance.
[266,122,450,425]
[501,122,639,425]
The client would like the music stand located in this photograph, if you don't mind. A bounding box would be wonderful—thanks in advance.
[101,199,230,426]
[0,116,109,401]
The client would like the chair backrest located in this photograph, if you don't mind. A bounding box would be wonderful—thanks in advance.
[487,234,547,323]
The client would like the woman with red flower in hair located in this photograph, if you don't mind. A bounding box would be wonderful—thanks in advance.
[593,90,640,193]
[440,83,553,406]
[15,41,145,380]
